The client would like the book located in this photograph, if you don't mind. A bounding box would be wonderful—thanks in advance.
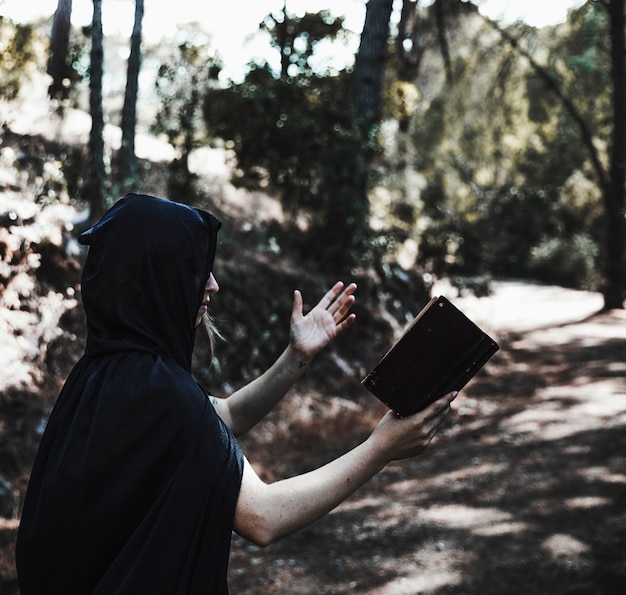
[361,295,499,417]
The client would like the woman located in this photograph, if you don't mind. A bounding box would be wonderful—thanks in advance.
[16,193,456,594]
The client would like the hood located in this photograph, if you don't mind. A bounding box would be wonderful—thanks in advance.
[78,193,221,370]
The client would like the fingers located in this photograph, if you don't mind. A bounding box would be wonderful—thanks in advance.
[320,281,356,304]
[411,391,457,439]
[305,281,358,323]
[374,391,458,462]
[335,312,356,332]
[291,289,304,321]
[326,282,357,319]
[423,404,451,435]
[421,391,458,421]
[318,281,345,310]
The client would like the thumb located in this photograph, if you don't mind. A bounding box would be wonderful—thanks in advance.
[291,289,304,322]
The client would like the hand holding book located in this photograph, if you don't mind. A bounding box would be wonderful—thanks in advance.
[362,296,499,417]
[366,391,459,460]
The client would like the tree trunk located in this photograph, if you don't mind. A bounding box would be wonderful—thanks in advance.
[338,0,393,267]
[84,0,107,220]
[351,0,393,188]
[278,0,290,78]
[605,0,626,309]
[352,0,393,121]
[434,0,453,83]
[119,0,144,185]
[48,0,73,100]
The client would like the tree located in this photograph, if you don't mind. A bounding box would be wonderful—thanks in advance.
[365,1,620,299]
[341,0,395,264]
[260,2,346,78]
[0,17,37,101]
[352,0,393,123]
[151,30,222,201]
[45,0,90,113]
[395,0,455,85]
[118,0,144,186]
[48,0,73,100]
[202,8,374,268]
[83,0,107,219]
[604,0,625,309]
[489,1,624,309]
[370,1,506,279]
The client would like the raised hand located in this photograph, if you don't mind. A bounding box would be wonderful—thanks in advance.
[289,281,357,361]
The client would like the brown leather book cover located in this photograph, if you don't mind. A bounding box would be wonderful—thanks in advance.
[362,296,499,417]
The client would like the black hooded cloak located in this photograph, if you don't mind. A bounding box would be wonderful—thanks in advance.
[16,194,244,594]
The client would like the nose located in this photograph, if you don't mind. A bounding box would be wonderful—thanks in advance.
[206,273,219,293]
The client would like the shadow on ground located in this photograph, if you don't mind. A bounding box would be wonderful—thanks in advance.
[229,307,626,594]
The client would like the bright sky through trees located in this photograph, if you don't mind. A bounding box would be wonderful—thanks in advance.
[0,0,587,81]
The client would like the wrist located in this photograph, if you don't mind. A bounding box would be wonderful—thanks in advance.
[359,435,390,474]
[284,343,313,370]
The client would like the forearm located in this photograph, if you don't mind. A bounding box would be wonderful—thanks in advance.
[219,345,311,435]
[234,394,456,547]
[235,436,387,546]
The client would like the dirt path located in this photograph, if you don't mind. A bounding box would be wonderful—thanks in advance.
[228,283,626,594]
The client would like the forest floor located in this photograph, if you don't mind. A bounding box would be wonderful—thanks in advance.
[225,283,626,594]
[1,89,626,593]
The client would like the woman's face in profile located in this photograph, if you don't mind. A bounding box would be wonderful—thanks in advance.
[196,273,219,327]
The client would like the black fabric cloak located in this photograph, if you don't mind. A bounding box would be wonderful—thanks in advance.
[16,194,244,594]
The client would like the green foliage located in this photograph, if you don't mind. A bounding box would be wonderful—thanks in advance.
[203,66,372,267]
[417,175,594,283]
[528,233,600,289]
[60,28,91,110]
[151,31,222,202]
[202,8,374,270]
[396,2,610,290]
[0,17,38,100]
[259,8,348,77]
[526,2,611,164]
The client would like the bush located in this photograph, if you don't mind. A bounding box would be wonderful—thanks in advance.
[528,233,600,290]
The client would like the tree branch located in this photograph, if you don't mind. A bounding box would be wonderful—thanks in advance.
[485,17,610,195]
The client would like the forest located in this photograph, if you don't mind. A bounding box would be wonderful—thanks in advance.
[0,0,625,593]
